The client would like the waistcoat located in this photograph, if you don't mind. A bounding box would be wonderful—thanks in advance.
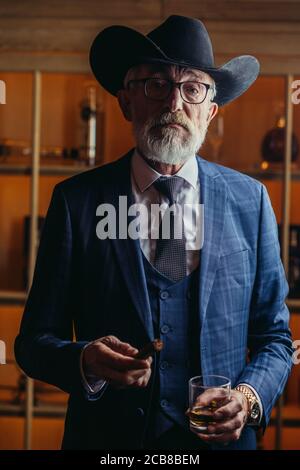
[142,252,201,438]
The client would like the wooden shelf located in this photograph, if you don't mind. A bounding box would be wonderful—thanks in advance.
[0,291,27,305]
[0,163,93,176]
[287,299,300,312]
[0,402,66,418]
[270,404,300,427]
[241,168,300,180]
[1,162,300,179]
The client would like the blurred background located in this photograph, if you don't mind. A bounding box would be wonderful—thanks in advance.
[0,0,300,450]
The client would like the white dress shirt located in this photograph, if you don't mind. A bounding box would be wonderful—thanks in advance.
[131,149,201,272]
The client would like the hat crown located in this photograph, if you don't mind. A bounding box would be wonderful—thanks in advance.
[89,14,260,106]
[147,15,215,69]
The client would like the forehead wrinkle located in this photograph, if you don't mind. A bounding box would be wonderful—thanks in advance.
[138,64,212,83]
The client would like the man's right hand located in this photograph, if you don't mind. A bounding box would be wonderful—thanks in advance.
[82,335,152,389]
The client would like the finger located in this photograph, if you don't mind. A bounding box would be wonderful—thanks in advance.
[194,388,230,408]
[212,397,243,422]
[124,367,151,383]
[116,368,151,388]
[98,337,153,368]
[128,371,152,388]
[100,336,139,357]
[207,410,245,435]
[110,342,139,357]
[195,428,241,444]
[98,343,150,372]
[117,344,139,356]
[146,356,153,366]
[101,365,151,387]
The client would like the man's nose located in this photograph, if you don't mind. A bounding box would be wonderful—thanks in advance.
[164,84,184,112]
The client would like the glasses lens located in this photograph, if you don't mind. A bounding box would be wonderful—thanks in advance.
[145,79,170,100]
[181,82,208,103]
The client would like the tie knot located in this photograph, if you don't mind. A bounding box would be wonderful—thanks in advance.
[153,176,183,205]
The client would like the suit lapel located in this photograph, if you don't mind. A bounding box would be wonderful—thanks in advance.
[101,151,154,341]
[197,157,227,327]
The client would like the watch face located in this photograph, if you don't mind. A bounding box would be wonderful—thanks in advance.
[250,402,260,420]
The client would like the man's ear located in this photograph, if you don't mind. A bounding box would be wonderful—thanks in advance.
[207,102,218,125]
[117,89,132,122]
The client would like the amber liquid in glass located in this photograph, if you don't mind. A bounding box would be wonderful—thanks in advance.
[189,402,217,432]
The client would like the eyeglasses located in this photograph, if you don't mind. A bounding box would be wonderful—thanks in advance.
[127,77,213,104]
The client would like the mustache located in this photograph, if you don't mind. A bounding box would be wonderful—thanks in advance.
[149,112,192,132]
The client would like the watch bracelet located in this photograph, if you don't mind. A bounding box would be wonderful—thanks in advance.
[235,384,258,418]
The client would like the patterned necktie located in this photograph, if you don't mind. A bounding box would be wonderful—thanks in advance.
[153,176,187,282]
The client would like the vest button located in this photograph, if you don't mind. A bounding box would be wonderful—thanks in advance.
[136,408,145,417]
[160,361,169,370]
[160,324,170,334]
[160,290,170,300]
[160,399,169,408]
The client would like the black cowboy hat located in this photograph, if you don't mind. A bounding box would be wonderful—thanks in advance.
[89,15,260,106]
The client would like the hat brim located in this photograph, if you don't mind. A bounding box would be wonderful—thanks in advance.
[90,25,260,106]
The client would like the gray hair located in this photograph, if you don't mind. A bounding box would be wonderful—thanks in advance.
[123,65,217,102]
[123,66,140,89]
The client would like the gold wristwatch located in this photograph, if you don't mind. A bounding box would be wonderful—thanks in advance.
[235,384,261,425]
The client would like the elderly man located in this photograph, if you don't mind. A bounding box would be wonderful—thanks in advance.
[15,15,293,450]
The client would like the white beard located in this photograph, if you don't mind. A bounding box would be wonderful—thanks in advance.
[133,111,208,165]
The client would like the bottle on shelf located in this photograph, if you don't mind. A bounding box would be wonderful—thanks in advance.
[261,109,299,167]
[80,84,97,166]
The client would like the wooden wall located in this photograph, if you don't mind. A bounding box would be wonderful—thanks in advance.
[0,1,300,74]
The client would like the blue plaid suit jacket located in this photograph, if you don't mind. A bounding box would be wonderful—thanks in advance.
[15,149,293,449]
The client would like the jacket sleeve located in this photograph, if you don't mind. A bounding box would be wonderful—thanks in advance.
[14,184,104,400]
[236,184,294,428]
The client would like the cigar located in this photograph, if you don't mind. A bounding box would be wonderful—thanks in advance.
[135,339,164,359]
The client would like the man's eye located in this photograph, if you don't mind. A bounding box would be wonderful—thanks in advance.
[153,80,167,88]
[185,85,200,95]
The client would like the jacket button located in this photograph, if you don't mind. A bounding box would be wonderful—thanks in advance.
[160,324,170,334]
[160,361,169,370]
[136,408,145,417]
[160,399,169,408]
[160,290,170,300]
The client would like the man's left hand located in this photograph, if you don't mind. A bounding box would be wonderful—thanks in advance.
[187,389,248,444]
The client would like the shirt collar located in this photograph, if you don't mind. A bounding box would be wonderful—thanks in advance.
[131,149,198,193]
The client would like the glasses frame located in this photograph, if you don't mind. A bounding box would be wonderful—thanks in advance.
[127,77,213,104]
